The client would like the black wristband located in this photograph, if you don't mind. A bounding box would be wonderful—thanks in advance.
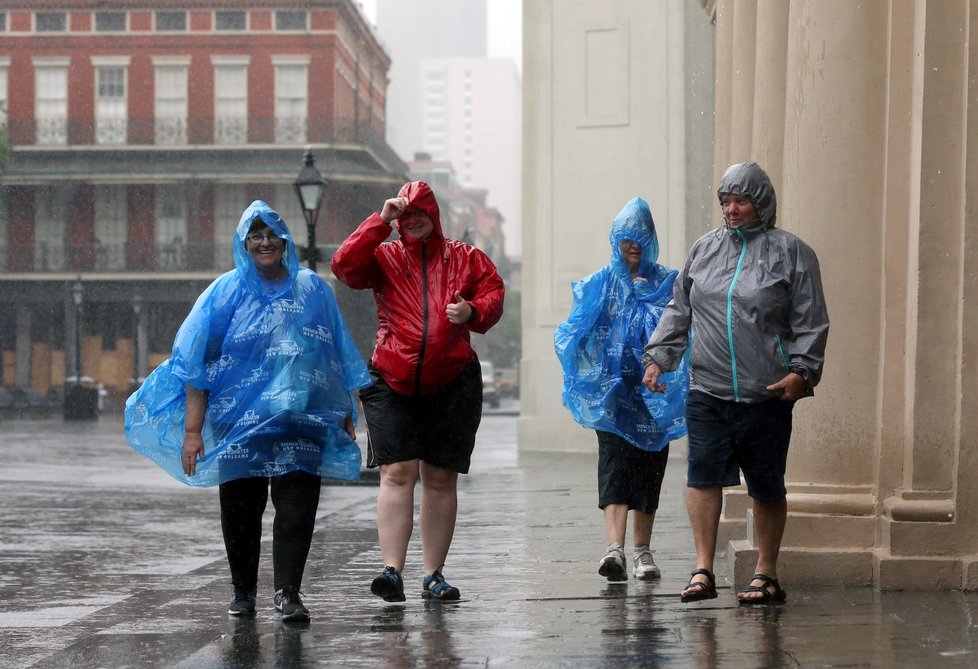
[467,304,478,323]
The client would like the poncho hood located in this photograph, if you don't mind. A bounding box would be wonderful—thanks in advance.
[232,200,301,292]
[393,181,444,243]
[717,161,777,229]
[610,196,659,279]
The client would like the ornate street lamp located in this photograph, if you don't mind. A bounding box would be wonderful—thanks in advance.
[293,148,326,271]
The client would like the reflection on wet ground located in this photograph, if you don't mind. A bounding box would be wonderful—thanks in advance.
[3,412,978,667]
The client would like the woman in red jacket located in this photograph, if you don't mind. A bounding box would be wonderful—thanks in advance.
[332,181,505,601]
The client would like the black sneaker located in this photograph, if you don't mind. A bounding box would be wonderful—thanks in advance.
[274,585,310,622]
[228,585,257,617]
[371,566,406,602]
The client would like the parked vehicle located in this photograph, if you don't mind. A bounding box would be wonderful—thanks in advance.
[480,360,500,408]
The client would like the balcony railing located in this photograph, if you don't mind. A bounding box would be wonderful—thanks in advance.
[215,116,247,144]
[2,241,224,273]
[35,117,68,146]
[95,118,127,145]
[0,241,342,274]
[154,117,188,145]
[7,116,394,156]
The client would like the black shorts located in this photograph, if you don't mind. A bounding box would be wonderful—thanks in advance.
[360,359,483,474]
[685,390,794,502]
[596,431,670,514]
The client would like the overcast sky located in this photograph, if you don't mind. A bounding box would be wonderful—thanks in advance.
[356,0,523,72]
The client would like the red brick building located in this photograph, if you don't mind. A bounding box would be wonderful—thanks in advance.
[0,1,407,409]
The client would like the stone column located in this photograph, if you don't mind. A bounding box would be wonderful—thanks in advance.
[875,0,975,589]
[728,0,890,586]
[750,0,788,180]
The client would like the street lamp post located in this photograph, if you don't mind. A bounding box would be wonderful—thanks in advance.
[71,278,83,383]
[64,277,97,420]
[293,148,326,272]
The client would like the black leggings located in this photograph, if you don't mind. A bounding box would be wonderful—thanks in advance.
[219,470,321,592]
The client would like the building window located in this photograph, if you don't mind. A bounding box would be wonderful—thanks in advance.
[34,60,69,145]
[213,59,249,144]
[95,12,126,32]
[215,11,246,32]
[153,60,188,144]
[36,12,66,32]
[155,11,186,32]
[34,186,69,271]
[94,59,129,145]
[214,184,245,269]
[156,184,187,270]
[94,186,127,271]
[0,13,7,32]
[273,59,309,143]
[275,11,307,31]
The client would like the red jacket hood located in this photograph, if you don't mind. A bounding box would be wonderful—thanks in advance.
[395,181,444,242]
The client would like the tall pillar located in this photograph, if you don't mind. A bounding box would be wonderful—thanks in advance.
[727,0,890,586]
[875,0,974,589]
[712,0,734,189]
[750,0,788,180]
[722,0,978,590]
[727,0,756,163]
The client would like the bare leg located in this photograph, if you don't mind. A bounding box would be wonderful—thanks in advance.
[681,486,723,597]
[738,497,787,601]
[376,460,420,571]
[419,461,459,574]
[632,510,655,548]
[603,503,628,546]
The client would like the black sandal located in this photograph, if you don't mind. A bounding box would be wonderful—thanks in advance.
[737,573,787,605]
[680,568,718,603]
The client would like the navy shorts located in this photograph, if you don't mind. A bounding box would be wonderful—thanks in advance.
[360,359,482,474]
[685,390,794,502]
[596,431,669,515]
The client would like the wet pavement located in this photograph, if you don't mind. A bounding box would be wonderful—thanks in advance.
[4,405,978,667]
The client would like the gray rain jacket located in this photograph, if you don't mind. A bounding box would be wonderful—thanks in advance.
[642,162,829,403]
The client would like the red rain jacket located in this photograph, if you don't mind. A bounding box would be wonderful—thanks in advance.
[331,181,505,394]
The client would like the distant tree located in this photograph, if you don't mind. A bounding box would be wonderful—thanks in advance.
[0,106,10,171]
[486,290,521,370]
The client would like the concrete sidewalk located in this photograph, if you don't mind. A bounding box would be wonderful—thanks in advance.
[3,413,978,667]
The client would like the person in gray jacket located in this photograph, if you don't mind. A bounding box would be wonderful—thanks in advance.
[642,161,829,605]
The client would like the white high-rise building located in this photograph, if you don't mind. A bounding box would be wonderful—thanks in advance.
[376,0,522,257]
[421,58,521,255]
[376,0,487,160]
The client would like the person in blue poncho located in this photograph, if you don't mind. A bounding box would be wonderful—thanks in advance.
[554,197,688,583]
[125,200,370,622]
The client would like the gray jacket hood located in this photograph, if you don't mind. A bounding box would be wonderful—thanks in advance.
[718,161,777,229]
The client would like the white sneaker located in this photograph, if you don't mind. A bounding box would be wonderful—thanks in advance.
[633,548,661,580]
[598,543,628,582]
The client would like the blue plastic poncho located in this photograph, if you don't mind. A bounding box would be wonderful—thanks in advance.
[125,200,371,486]
[553,197,688,451]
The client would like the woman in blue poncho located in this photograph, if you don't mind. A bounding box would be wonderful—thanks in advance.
[125,200,370,622]
[554,197,688,583]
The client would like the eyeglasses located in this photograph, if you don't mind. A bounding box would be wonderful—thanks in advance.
[246,232,282,244]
